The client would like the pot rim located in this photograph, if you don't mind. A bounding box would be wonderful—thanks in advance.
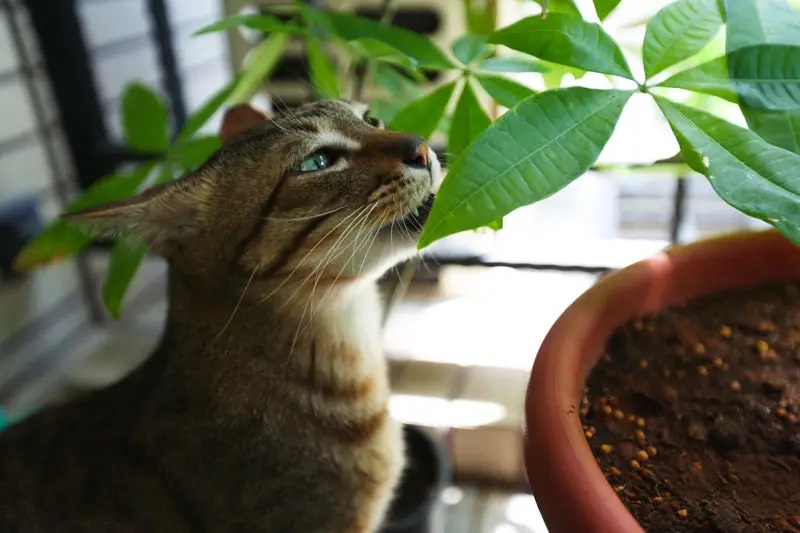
[523,230,800,533]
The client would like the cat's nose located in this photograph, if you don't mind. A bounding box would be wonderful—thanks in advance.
[403,137,429,169]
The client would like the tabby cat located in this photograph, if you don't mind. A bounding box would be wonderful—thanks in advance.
[0,99,442,532]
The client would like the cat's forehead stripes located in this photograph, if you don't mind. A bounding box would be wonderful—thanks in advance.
[310,131,361,152]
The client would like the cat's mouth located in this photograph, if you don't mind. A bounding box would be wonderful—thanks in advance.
[389,194,436,231]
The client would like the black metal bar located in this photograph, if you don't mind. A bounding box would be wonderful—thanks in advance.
[669,176,688,245]
[10,0,106,322]
[24,0,114,189]
[146,0,187,131]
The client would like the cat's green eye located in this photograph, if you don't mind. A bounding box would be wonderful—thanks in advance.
[298,152,330,172]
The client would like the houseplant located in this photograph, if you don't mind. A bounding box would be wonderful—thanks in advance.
[14,0,800,314]
[10,0,800,530]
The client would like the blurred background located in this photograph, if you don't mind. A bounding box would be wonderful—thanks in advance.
[0,0,771,531]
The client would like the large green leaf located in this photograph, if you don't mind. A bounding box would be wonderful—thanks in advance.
[642,0,723,80]
[448,83,491,159]
[659,45,800,110]
[726,0,800,153]
[193,13,299,36]
[489,14,634,80]
[230,33,288,104]
[745,110,800,153]
[593,0,621,20]
[453,35,489,65]
[324,11,454,70]
[14,164,155,270]
[307,36,340,99]
[122,83,169,153]
[388,82,457,139]
[103,238,147,319]
[726,0,800,51]
[176,79,236,142]
[418,88,632,248]
[476,74,535,108]
[656,96,800,237]
[478,55,547,73]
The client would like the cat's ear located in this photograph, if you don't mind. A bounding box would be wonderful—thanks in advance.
[62,175,213,255]
[220,104,269,144]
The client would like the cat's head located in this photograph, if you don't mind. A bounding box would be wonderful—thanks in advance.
[66,99,442,294]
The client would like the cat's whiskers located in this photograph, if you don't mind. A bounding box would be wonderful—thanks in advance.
[255,204,370,308]
[209,263,260,347]
[357,212,389,280]
[311,204,379,314]
[282,206,375,370]
[264,204,347,222]
[275,203,373,314]
[289,204,377,329]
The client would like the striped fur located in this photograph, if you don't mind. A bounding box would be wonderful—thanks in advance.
[0,100,442,532]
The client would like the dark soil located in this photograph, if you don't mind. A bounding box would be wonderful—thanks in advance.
[582,282,800,532]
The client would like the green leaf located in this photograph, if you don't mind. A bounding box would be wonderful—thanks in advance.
[122,83,169,153]
[477,74,535,108]
[13,222,91,271]
[67,164,155,213]
[478,55,548,73]
[307,36,340,99]
[176,79,236,142]
[656,96,800,235]
[448,83,492,159]
[463,0,497,35]
[642,0,723,79]
[726,0,800,154]
[659,45,800,110]
[349,38,417,70]
[193,14,299,36]
[418,88,632,248]
[388,82,457,139]
[540,62,586,89]
[726,0,800,51]
[324,11,454,70]
[531,0,581,17]
[14,164,155,270]
[372,63,421,99]
[658,55,736,102]
[169,135,221,172]
[103,238,147,319]
[453,35,489,65]
[230,33,288,104]
[745,110,800,153]
[489,14,634,80]
[593,0,621,20]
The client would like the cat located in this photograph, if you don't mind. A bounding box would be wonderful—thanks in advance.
[0,99,442,532]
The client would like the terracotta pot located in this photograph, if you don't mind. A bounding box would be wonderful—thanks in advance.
[524,230,800,533]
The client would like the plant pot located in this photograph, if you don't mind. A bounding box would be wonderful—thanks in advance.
[524,230,800,533]
[381,424,450,533]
